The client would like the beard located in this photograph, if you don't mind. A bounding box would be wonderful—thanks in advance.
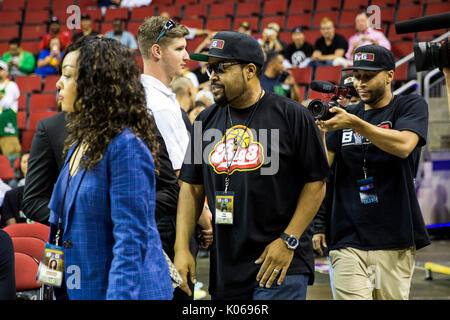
[359,84,386,106]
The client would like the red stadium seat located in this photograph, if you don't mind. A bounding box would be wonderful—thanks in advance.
[21,130,35,151]
[17,112,27,130]
[0,42,10,56]
[396,5,424,22]
[28,112,58,131]
[278,31,292,44]
[0,25,20,41]
[0,154,15,180]
[184,4,208,19]
[339,10,358,28]
[43,75,60,93]
[233,17,259,32]
[290,0,313,13]
[18,94,27,112]
[29,93,58,112]
[315,0,341,11]
[135,55,143,72]
[153,0,173,5]
[181,18,204,30]
[21,25,47,41]
[78,0,98,10]
[0,11,23,25]
[175,0,198,5]
[371,0,395,7]
[186,35,206,52]
[26,0,50,11]
[336,27,355,40]
[286,13,312,30]
[313,11,339,28]
[52,0,75,11]
[391,41,414,59]
[15,76,42,93]
[206,18,232,31]
[158,5,182,20]
[379,7,395,24]
[262,0,288,16]
[342,0,368,9]
[14,252,42,292]
[416,30,446,42]
[235,2,261,17]
[21,41,41,55]
[289,67,313,85]
[101,22,114,34]
[104,7,129,22]
[315,66,342,83]
[394,63,408,81]
[388,26,414,42]
[1,0,26,10]
[85,8,103,22]
[127,22,142,37]
[426,3,450,15]
[308,89,330,101]
[12,237,46,263]
[130,6,156,21]
[210,3,235,18]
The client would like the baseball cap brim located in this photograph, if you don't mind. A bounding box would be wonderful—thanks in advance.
[190,52,252,63]
[342,66,387,71]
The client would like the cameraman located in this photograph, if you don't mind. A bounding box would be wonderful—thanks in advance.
[260,52,301,102]
[316,45,430,300]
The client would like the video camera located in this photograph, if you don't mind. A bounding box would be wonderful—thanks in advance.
[395,12,450,72]
[307,80,349,121]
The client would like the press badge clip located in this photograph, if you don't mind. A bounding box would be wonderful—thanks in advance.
[36,243,64,287]
[215,191,234,225]
[357,176,379,205]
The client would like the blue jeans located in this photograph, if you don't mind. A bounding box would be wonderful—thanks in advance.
[252,274,309,300]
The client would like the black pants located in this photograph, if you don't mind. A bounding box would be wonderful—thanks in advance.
[0,229,15,300]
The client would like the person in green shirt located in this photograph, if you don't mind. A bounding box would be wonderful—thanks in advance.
[1,38,36,76]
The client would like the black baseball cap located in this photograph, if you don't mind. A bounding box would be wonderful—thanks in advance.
[190,31,265,67]
[341,72,354,86]
[81,13,91,20]
[49,16,60,24]
[292,26,304,33]
[343,45,395,71]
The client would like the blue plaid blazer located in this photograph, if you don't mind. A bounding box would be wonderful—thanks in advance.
[48,128,173,300]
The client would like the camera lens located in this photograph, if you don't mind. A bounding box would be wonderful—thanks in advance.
[307,99,329,120]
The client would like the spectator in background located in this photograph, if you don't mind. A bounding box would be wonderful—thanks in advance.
[283,27,313,68]
[310,18,349,68]
[72,14,100,44]
[40,17,71,51]
[193,37,215,90]
[237,21,252,37]
[260,52,301,102]
[170,76,197,114]
[259,23,285,55]
[0,61,21,156]
[159,11,212,42]
[1,38,35,76]
[1,151,30,227]
[35,37,64,77]
[104,18,138,50]
[119,0,152,8]
[345,13,391,61]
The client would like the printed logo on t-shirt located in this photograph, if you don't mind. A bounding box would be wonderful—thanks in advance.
[209,125,264,174]
[341,121,392,146]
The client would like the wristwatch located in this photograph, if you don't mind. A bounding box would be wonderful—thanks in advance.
[280,233,299,250]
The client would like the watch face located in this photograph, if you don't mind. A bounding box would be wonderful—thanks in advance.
[287,236,298,248]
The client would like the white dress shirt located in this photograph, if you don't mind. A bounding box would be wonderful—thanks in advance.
[141,74,189,171]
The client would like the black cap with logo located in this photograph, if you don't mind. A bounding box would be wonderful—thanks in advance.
[190,31,265,67]
[343,45,395,71]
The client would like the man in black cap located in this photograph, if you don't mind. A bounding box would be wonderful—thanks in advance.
[283,26,313,68]
[316,45,430,299]
[174,31,329,300]
[72,14,100,43]
[40,17,72,51]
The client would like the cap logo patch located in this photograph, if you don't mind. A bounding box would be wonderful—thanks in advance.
[210,39,225,49]
[354,52,375,62]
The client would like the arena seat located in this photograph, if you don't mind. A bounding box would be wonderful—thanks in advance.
[26,0,50,11]
[262,0,288,16]
[12,237,46,263]
[130,6,156,21]
[0,25,20,41]
[15,76,42,93]
[235,2,261,17]
[28,112,58,131]
[210,3,235,18]
[289,67,313,85]
[184,4,208,20]
[290,1,313,14]
[29,93,58,112]
[104,7,129,22]
[0,11,23,25]
[0,154,15,180]
[315,0,341,11]
[1,0,26,11]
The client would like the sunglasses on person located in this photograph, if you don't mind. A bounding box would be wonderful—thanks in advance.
[205,61,245,77]
[155,19,176,44]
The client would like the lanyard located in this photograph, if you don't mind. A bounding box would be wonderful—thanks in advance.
[223,90,263,192]
[361,108,369,179]
[54,143,82,246]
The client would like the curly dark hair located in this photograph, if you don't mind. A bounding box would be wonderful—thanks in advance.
[62,37,159,172]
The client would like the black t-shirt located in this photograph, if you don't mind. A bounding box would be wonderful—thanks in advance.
[326,94,430,251]
[314,34,348,56]
[284,41,314,66]
[1,186,25,226]
[180,91,330,298]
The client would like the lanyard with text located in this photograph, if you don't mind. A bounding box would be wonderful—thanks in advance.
[215,90,263,225]
[356,108,379,205]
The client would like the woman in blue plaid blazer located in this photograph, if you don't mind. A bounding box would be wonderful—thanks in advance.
[47,37,173,300]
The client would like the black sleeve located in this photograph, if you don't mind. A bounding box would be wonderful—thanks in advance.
[1,189,19,223]
[179,118,204,185]
[336,34,348,53]
[305,42,314,57]
[393,95,428,147]
[0,229,15,300]
[325,130,340,153]
[154,128,180,222]
[291,104,330,183]
[22,119,58,224]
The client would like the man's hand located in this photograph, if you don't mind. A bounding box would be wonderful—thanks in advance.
[174,249,197,296]
[317,107,357,132]
[312,233,327,256]
[197,204,213,248]
[255,238,294,288]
